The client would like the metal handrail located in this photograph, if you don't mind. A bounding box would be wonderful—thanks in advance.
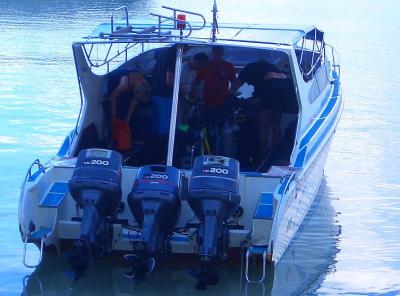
[19,159,46,269]
[150,13,193,38]
[23,159,45,184]
[245,248,267,283]
[79,36,292,47]
[22,211,58,269]
[325,43,341,78]
[109,6,206,41]
[304,49,323,77]
[297,33,325,81]
[111,6,129,34]
[22,234,45,268]
[190,36,292,46]
[162,5,206,30]
[81,42,139,69]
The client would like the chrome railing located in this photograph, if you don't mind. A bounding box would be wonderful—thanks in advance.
[111,6,129,34]
[149,13,193,38]
[161,5,206,31]
[106,5,206,40]
[80,5,206,73]
[326,43,341,79]
[22,159,45,186]
[22,234,45,268]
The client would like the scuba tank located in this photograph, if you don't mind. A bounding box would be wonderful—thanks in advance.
[220,122,239,158]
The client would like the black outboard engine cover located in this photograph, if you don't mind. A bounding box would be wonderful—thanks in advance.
[68,149,122,274]
[128,165,181,256]
[69,149,122,216]
[188,155,241,260]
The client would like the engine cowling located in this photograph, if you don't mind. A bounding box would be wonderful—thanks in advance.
[67,148,123,273]
[188,155,241,260]
[128,165,181,255]
[69,149,122,216]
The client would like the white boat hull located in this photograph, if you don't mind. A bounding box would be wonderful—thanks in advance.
[271,135,333,263]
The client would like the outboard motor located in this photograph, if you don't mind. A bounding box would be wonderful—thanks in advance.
[68,149,122,275]
[187,155,241,289]
[127,165,181,277]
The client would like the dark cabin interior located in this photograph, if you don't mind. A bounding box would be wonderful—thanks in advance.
[75,44,299,172]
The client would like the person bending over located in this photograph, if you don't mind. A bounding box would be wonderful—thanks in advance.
[106,69,151,151]
[229,60,287,161]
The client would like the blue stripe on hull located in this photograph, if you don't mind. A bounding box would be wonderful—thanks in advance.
[299,118,324,149]
[294,147,307,168]
[295,73,341,167]
[306,109,340,163]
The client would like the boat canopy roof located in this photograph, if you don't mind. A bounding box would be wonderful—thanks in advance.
[87,20,324,47]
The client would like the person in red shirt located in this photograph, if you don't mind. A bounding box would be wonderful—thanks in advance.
[190,46,236,155]
[192,46,236,122]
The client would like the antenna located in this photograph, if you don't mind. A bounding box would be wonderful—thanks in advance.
[211,0,219,41]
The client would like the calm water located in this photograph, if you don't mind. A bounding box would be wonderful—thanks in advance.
[1,0,400,295]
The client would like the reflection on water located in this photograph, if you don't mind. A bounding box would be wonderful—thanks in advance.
[2,0,400,295]
[272,180,339,296]
[21,180,339,296]
[22,253,245,295]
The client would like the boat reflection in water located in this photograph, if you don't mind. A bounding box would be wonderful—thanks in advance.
[270,179,340,296]
[21,179,339,296]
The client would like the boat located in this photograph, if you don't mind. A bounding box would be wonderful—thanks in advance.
[18,2,342,288]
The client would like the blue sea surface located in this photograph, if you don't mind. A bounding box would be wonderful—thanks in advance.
[0,0,399,295]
